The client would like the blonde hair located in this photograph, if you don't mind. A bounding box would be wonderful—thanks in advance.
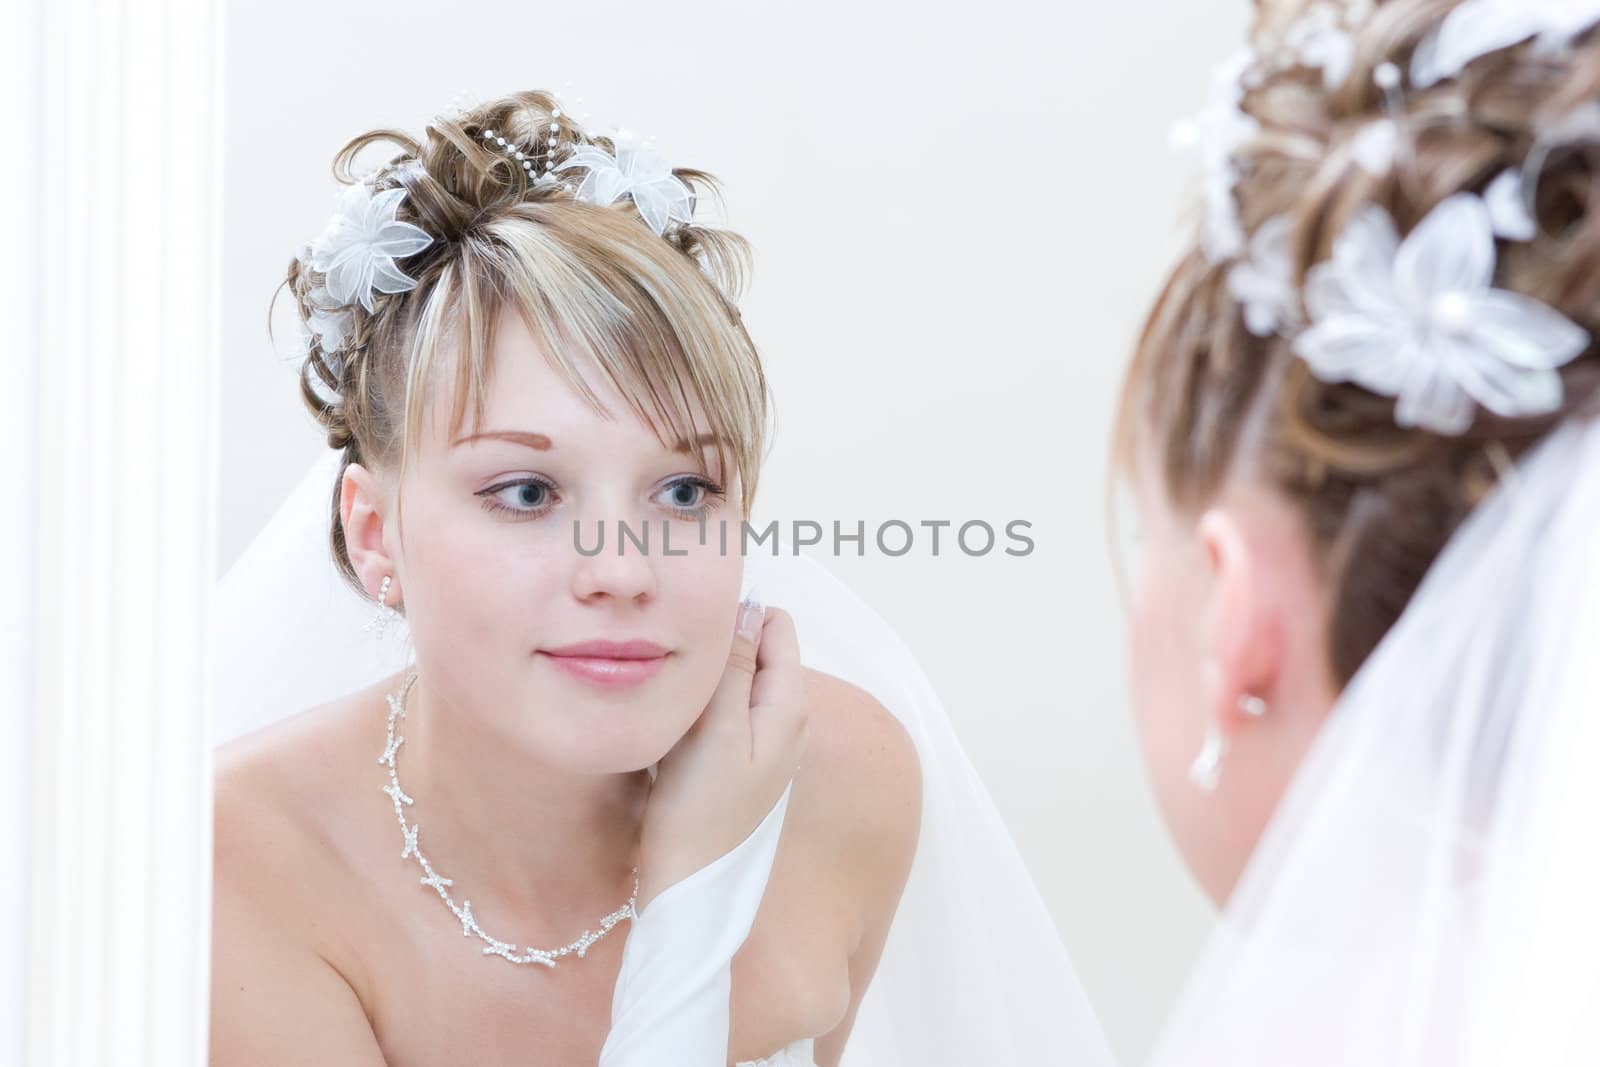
[274,90,770,593]
[1115,0,1600,687]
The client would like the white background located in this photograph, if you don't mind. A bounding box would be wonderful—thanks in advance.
[220,2,1247,1060]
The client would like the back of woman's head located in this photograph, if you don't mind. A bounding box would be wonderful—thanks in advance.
[275,89,770,593]
[1117,0,1600,688]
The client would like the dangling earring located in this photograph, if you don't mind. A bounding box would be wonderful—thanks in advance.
[1188,724,1229,793]
[367,574,402,638]
[1188,694,1268,792]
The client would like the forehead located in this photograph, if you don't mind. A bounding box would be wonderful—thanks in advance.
[443,305,716,451]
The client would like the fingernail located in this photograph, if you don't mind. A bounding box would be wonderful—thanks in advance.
[736,591,765,641]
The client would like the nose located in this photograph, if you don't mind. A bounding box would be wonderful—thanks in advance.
[570,517,659,603]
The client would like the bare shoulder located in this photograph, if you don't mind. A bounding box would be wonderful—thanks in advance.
[213,682,379,948]
[212,676,396,926]
[790,669,922,929]
[783,669,922,1064]
[214,687,369,879]
[797,668,921,807]
[211,685,390,1063]
[214,715,316,896]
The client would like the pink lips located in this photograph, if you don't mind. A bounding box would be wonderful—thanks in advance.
[538,639,670,689]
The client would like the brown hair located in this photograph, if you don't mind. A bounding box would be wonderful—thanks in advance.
[273,90,770,595]
[1114,0,1600,688]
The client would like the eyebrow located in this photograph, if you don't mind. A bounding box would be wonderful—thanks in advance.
[451,430,724,454]
[452,430,552,450]
[672,433,724,455]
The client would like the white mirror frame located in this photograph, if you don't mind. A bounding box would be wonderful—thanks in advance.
[9,0,222,1062]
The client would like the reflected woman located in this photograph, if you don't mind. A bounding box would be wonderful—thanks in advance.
[209,90,920,1067]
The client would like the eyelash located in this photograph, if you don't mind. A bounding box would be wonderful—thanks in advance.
[477,475,727,522]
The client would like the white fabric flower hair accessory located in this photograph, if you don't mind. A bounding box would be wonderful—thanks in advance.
[304,281,355,357]
[557,134,694,236]
[1412,0,1600,88]
[1227,214,1301,338]
[1171,2,1377,265]
[306,182,433,315]
[1170,47,1259,263]
[1280,2,1360,90]
[1293,193,1589,435]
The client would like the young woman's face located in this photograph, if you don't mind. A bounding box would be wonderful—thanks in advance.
[388,306,746,775]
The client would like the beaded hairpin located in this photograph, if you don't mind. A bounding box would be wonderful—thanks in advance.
[481,110,572,192]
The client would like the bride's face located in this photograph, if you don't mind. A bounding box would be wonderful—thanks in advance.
[380,308,745,775]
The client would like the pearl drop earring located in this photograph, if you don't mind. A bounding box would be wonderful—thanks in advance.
[1188,695,1268,793]
[1188,724,1229,793]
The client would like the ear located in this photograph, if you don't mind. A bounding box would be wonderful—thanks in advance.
[340,462,401,604]
[1196,506,1284,740]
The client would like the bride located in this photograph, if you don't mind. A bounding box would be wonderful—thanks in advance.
[208,90,921,1066]
[209,89,1114,1065]
[1116,0,1600,1061]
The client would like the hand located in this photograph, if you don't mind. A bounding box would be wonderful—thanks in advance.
[636,597,808,911]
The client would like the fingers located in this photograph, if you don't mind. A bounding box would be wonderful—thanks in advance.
[699,594,765,739]
[732,595,764,671]
[748,607,799,709]
[748,607,808,767]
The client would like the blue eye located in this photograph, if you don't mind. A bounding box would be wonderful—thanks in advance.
[477,475,725,522]
[479,477,558,518]
[655,476,725,519]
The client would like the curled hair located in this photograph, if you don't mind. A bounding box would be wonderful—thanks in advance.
[271,90,770,595]
[1115,0,1600,686]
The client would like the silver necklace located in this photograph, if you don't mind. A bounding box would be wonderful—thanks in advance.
[379,672,638,967]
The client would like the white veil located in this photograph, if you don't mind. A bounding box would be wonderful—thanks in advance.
[1150,410,1600,1066]
[214,447,1116,1066]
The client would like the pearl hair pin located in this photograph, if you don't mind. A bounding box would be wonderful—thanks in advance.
[482,120,572,192]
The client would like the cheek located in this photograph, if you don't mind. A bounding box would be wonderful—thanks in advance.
[400,501,572,653]
[1127,545,1205,810]
[655,535,745,694]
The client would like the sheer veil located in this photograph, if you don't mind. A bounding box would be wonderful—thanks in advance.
[214,447,1117,1066]
[1150,411,1600,1066]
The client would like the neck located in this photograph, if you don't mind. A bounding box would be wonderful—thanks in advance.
[386,670,650,928]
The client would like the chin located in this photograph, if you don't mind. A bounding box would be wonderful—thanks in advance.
[525,657,716,772]
[1169,804,1252,908]
[550,708,697,777]
[1189,852,1240,909]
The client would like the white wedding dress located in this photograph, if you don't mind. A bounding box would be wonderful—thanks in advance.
[596,770,818,1067]
[737,1041,815,1067]
[216,449,1116,1065]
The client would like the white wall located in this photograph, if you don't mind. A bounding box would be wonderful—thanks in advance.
[221,2,1247,1060]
